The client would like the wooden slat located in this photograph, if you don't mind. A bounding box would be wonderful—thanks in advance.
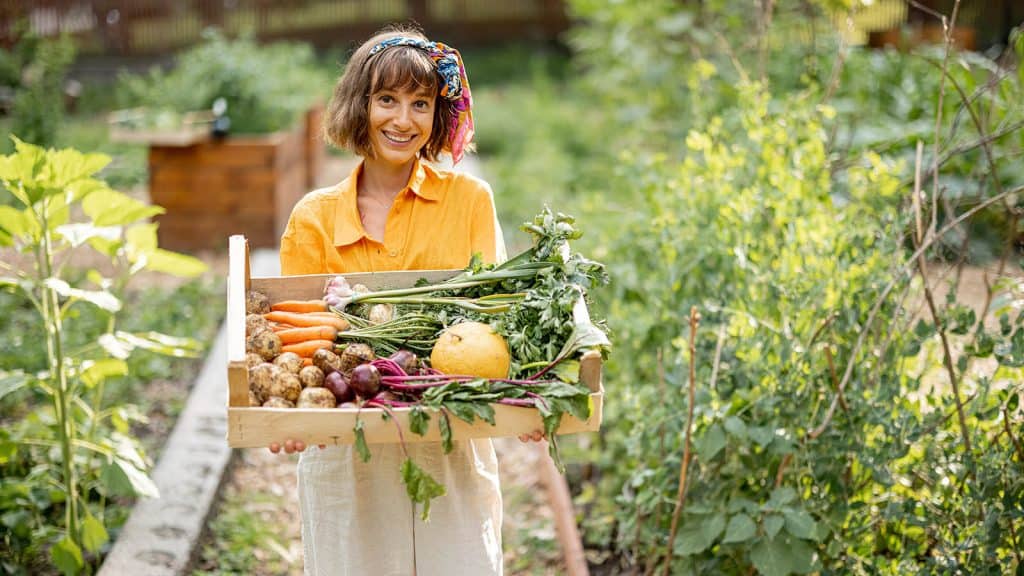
[226,235,249,408]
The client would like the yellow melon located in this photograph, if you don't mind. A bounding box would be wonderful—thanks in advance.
[430,322,511,379]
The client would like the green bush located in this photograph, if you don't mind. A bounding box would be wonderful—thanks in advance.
[116,30,329,135]
[482,1,1024,573]
[4,32,76,148]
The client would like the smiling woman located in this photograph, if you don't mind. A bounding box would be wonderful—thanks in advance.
[272,24,509,576]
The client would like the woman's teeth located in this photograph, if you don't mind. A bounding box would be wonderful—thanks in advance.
[385,132,413,143]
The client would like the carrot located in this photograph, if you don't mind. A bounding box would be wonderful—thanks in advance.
[277,325,338,345]
[271,299,328,313]
[282,339,336,357]
[264,311,349,331]
[302,358,313,367]
[270,323,297,332]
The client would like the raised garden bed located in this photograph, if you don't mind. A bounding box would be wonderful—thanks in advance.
[147,105,325,252]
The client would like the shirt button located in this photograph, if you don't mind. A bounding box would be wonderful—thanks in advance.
[389,250,399,257]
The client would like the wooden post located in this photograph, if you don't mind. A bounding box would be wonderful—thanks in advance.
[536,442,590,576]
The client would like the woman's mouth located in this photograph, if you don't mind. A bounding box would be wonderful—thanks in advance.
[383,131,415,145]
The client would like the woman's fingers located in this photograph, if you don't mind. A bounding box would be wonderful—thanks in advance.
[518,430,546,443]
[268,442,281,454]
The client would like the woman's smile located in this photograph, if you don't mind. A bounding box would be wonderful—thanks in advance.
[368,87,435,166]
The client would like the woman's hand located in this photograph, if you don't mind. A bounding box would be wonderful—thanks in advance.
[518,430,545,443]
[268,439,325,454]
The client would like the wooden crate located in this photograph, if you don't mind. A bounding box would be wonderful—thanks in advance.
[147,107,320,252]
[225,235,604,448]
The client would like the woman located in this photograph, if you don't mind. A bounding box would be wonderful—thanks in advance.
[269,26,537,575]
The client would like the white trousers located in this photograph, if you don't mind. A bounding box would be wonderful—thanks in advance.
[297,439,503,576]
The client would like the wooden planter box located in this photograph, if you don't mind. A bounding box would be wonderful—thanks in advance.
[224,235,604,448]
[148,105,325,252]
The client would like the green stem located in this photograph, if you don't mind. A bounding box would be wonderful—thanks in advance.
[38,200,80,548]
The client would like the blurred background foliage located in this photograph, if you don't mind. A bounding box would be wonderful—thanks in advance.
[1,0,1023,573]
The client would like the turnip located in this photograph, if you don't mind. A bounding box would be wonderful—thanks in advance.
[339,343,375,375]
[245,352,265,370]
[324,370,355,403]
[263,396,295,408]
[273,351,304,374]
[249,363,279,403]
[312,348,342,375]
[297,387,336,408]
[248,329,282,361]
[246,290,271,314]
[246,313,270,335]
[349,363,381,399]
[268,371,302,403]
[298,365,325,388]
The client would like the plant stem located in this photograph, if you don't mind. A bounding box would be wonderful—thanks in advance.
[38,200,80,548]
[663,307,700,576]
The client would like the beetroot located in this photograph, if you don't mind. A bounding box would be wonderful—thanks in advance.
[324,371,355,404]
[388,349,419,375]
[349,363,381,399]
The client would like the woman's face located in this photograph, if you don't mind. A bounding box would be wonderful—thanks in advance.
[367,85,435,167]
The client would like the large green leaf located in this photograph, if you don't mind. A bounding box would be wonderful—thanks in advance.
[42,148,110,189]
[50,535,84,576]
[0,205,39,245]
[55,223,121,249]
[80,513,109,554]
[112,330,204,358]
[79,358,129,389]
[0,138,45,203]
[783,508,819,541]
[750,535,816,576]
[139,247,209,278]
[723,513,757,544]
[82,188,163,227]
[102,456,159,499]
[695,423,726,461]
[401,458,446,521]
[0,370,30,402]
[44,278,121,312]
[674,513,726,556]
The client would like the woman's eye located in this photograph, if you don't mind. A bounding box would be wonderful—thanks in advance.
[415,100,430,109]
[378,95,393,104]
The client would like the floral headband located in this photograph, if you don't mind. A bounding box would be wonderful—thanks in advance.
[368,36,474,164]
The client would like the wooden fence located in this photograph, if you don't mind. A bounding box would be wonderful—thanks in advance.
[0,0,570,55]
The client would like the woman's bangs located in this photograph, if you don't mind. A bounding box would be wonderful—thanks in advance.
[371,47,438,94]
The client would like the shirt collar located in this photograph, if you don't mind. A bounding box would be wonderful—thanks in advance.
[332,156,440,247]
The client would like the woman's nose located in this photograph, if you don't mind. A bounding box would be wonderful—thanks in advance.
[393,104,412,128]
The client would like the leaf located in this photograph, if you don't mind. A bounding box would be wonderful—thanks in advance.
[0,205,39,244]
[113,331,204,358]
[98,333,131,360]
[401,458,446,521]
[409,407,430,436]
[354,419,371,463]
[43,148,110,189]
[673,513,725,556]
[723,513,757,543]
[82,188,163,227]
[112,456,159,498]
[768,486,797,507]
[55,223,121,248]
[79,359,128,389]
[724,416,747,439]
[44,278,121,313]
[438,411,454,454]
[81,513,109,554]
[751,535,816,576]
[50,535,84,576]
[0,370,30,402]
[141,247,208,278]
[783,508,819,541]
[764,515,785,539]
[695,423,726,461]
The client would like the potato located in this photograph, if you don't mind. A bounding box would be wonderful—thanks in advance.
[245,352,265,370]
[339,343,375,375]
[263,396,295,408]
[297,387,337,408]
[246,313,270,336]
[248,389,261,407]
[246,290,271,315]
[249,363,280,403]
[268,371,302,403]
[273,351,304,374]
[247,329,282,361]
[298,365,325,388]
[312,348,343,375]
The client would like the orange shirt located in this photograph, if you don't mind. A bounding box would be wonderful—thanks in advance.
[280,158,498,275]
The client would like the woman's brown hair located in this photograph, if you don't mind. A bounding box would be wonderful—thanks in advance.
[324,26,455,162]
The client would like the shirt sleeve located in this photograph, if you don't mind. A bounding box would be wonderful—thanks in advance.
[280,202,326,276]
[470,180,500,265]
